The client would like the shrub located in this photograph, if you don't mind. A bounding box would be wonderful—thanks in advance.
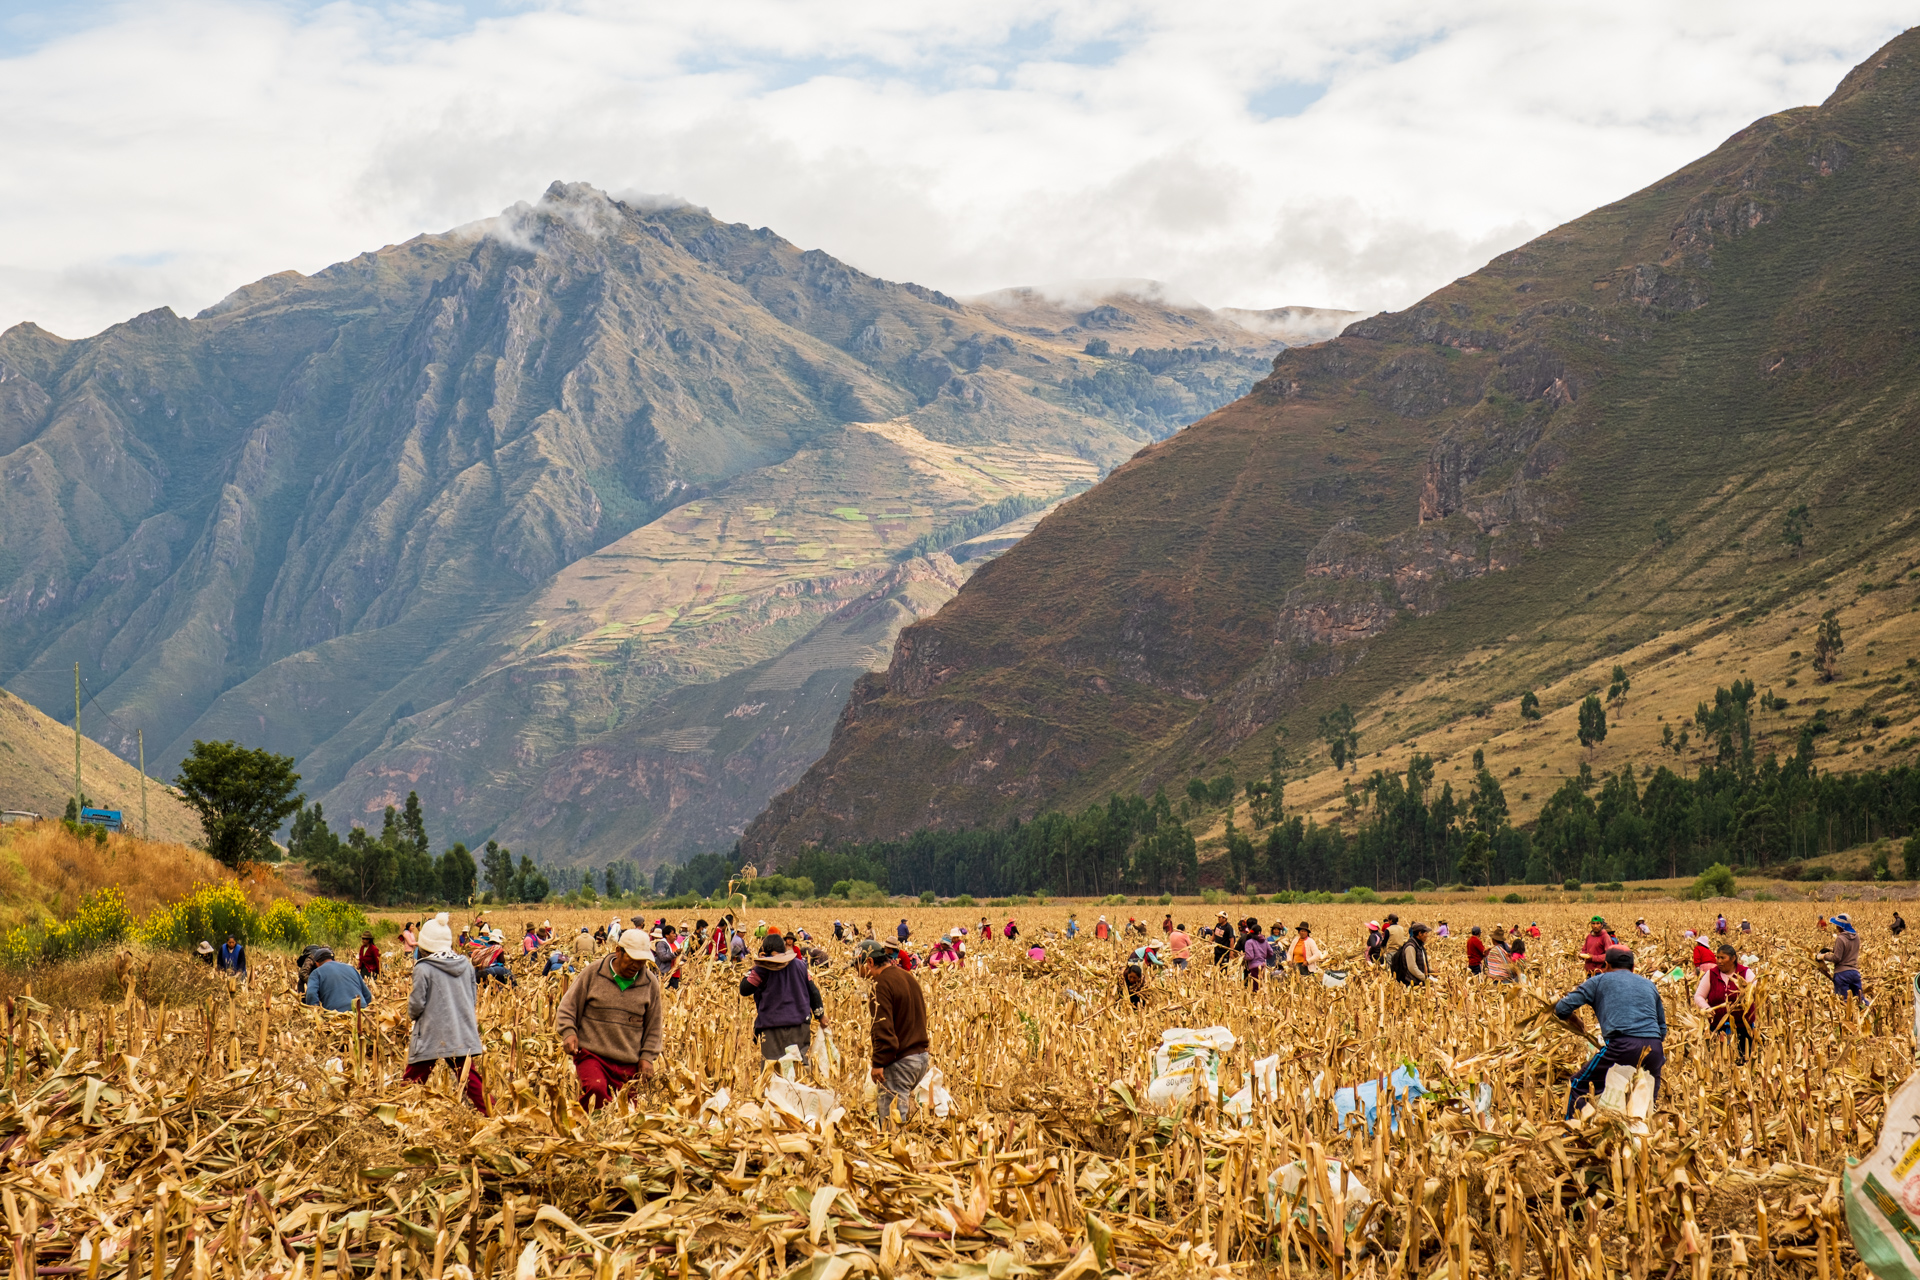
[1562,878,1582,891]
[1503,892,1526,904]
[138,881,259,952]
[0,886,135,967]
[1102,893,1127,905]
[952,894,976,907]
[299,898,371,949]
[1200,889,1225,904]
[918,889,937,905]
[1412,879,1436,892]
[1598,881,1625,892]
[1157,892,1173,905]
[1689,863,1738,900]
[260,899,308,949]
[1343,887,1381,904]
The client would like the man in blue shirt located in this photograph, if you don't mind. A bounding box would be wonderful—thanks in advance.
[304,957,375,1012]
[1554,945,1667,1118]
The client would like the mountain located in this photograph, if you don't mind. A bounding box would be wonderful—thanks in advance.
[742,29,1920,862]
[0,183,1327,867]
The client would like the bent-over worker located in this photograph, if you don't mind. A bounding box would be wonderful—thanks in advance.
[556,928,663,1109]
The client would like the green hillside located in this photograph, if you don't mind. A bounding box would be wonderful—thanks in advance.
[742,29,1920,863]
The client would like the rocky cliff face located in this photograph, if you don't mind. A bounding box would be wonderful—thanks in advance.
[0,184,1301,866]
[742,28,1920,861]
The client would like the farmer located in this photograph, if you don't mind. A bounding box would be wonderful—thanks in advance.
[1365,921,1385,965]
[1093,915,1110,941]
[1894,912,1907,938]
[556,928,663,1109]
[856,940,930,1130]
[303,950,374,1012]
[739,928,824,1063]
[356,931,381,979]
[398,921,417,954]
[217,932,248,978]
[1003,918,1019,942]
[1065,913,1079,939]
[928,931,961,965]
[896,918,911,944]
[1382,914,1406,956]
[1484,926,1520,983]
[1240,922,1273,991]
[1167,922,1192,968]
[1693,944,1756,1062]
[195,940,216,967]
[1465,926,1486,975]
[1817,913,1864,1003]
[1210,912,1235,966]
[571,926,597,961]
[1555,946,1667,1118]
[1288,921,1322,976]
[1580,918,1611,975]
[404,913,489,1112]
[1635,918,1651,937]
[1390,923,1433,986]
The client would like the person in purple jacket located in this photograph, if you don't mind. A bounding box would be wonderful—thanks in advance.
[1240,922,1274,993]
[739,928,825,1063]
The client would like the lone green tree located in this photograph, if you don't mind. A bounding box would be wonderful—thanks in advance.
[1454,829,1493,888]
[482,840,516,900]
[1606,665,1631,720]
[1319,703,1360,771]
[1519,690,1541,721]
[173,740,304,870]
[1814,611,1844,681]
[1782,504,1810,555]
[1576,694,1608,759]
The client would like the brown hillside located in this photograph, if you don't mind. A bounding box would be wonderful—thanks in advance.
[0,688,198,840]
[744,28,1920,859]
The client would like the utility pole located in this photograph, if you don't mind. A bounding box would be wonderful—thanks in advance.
[139,728,148,841]
[73,662,81,822]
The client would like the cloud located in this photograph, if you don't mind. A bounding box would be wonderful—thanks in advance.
[0,0,1908,337]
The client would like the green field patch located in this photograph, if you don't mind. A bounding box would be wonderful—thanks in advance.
[829,507,870,521]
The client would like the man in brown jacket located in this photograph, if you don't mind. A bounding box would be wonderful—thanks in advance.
[556,930,664,1108]
[856,939,930,1129]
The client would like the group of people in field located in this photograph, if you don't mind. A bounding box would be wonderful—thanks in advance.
[271,892,1882,1132]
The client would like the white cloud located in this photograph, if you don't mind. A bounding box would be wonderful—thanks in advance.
[0,0,1907,337]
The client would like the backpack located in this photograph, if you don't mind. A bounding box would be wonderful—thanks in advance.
[1389,940,1422,985]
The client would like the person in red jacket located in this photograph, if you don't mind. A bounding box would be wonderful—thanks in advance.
[1465,926,1488,975]
[1579,918,1611,976]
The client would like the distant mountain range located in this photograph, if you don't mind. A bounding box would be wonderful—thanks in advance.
[0,184,1351,867]
[742,29,1920,861]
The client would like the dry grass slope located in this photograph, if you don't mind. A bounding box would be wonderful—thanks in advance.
[0,688,199,842]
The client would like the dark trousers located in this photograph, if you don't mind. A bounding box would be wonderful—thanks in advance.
[403,1056,489,1114]
[1566,1036,1665,1119]
[1834,969,1863,1001]
[574,1050,639,1109]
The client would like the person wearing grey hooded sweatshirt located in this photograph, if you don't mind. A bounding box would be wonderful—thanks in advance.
[403,912,489,1112]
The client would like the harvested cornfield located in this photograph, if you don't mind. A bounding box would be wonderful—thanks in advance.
[0,900,1907,1277]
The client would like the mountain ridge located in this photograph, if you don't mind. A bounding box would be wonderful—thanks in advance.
[0,183,1332,867]
[741,27,1920,863]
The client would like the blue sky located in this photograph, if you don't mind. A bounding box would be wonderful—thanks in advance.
[0,1,1909,337]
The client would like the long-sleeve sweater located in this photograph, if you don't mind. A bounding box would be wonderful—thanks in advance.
[408,954,483,1063]
[555,957,664,1066]
[867,964,929,1067]
[1820,930,1861,975]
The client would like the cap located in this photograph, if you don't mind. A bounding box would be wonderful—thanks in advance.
[614,931,654,961]
[1590,915,1606,923]
[853,939,894,964]
[1604,946,1635,968]
[950,927,963,938]
[1409,922,1431,935]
